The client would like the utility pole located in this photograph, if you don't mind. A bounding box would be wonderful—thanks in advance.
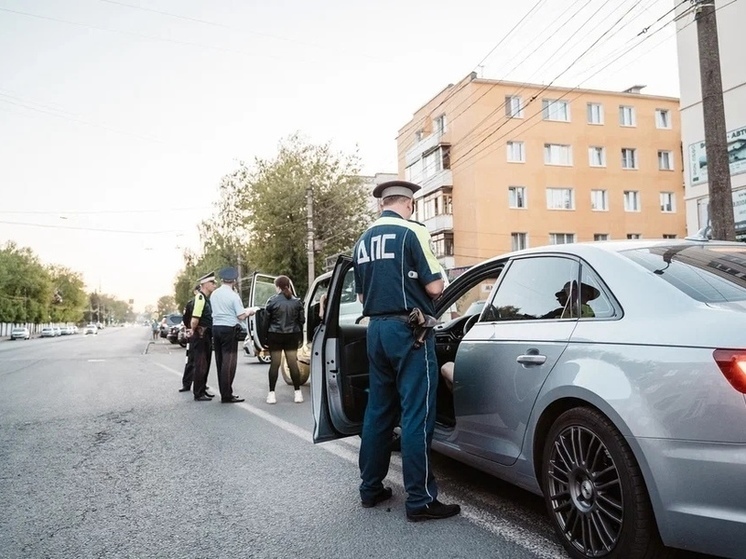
[306,183,315,291]
[694,0,735,240]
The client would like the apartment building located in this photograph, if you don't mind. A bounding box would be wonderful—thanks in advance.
[397,73,685,272]
[674,0,746,239]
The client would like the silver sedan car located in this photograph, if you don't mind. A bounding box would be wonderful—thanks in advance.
[312,240,746,559]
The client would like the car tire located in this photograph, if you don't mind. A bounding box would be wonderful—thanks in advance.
[256,354,271,364]
[541,407,670,559]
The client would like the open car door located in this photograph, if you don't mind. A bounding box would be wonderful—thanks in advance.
[311,255,368,443]
[247,272,296,358]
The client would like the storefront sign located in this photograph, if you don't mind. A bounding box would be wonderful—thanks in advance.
[689,125,746,185]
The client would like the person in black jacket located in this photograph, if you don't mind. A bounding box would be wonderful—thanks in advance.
[264,275,305,404]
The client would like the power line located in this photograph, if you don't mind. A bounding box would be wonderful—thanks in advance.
[97,0,382,61]
[0,207,206,215]
[0,220,186,235]
[451,0,689,173]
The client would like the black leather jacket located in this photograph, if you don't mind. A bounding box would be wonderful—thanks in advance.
[266,293,304,334]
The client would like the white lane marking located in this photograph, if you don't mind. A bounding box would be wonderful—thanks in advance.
[87,359,106,362]
[154,362,566,559]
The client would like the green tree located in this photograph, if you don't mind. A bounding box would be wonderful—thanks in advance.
[0,242,53,323]
[156,295,177,318]
[47,265,87,323]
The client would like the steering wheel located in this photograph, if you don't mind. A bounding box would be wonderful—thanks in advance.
[462,313,480,337]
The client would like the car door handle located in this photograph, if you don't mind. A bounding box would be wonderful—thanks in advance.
[516,354,547,365]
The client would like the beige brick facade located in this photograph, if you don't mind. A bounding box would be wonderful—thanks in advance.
[397,74,685,272]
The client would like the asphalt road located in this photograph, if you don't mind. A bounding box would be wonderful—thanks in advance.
[0,327,721,559]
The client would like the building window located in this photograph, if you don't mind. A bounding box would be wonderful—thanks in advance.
[432,233,454,257]
[591,189,608,211]
[544,143,573,166]
[588,146,606,167]
[662,234,677,239]
[434,114,447,135]
[505,96,523,118]
[624,190,641,212]
[594,234,609,241]
[542,99,570,122]
[550,233,575,244]
[507,141,525,163]
[546,187,575,210]
[621,148,638,169]
[660,192,676,213]
[658,150,673,171]
[619,105,636,126]
[656,109,671,129]
[511,232,528,251]
[421,193,453,220]
[509,186,527,209]
[627,233,641,239]
[587,102,604,125]
[415,129,424,142]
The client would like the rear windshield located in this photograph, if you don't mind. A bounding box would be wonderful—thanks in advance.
[622,244,746,302]
[166,314,183,325]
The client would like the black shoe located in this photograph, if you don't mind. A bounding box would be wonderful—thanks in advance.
[204,391,215,398]
[178,386,190,392]
[361,487,393,509]
[221,396,245,403]
[390,432,401,453]
[406,500,461,522]
[194,395,212,401]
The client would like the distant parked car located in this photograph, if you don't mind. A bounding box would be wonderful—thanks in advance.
[40,327,55,338]
[10,327,30,340]
[84,324,98,335]
[161,313,183,340]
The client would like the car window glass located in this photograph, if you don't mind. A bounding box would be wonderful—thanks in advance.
[338,267,364,325]
[622,245,746,302]
[488,257,579,321]
[443,275,500,322]
[579,266,615,319]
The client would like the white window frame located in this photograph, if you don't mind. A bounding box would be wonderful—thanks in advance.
[587,102,604,125]
[434,114,447,135]
[662,234,677,239]
[660,192,676,213]
[619,105,636,127]
[546,187,575,210]
[507,141,525,163]
[508,186,527,209]
[624,190,641,212]
[594,234,609,241]
[505,96,524,118]
[542,99,570,122]
[588,146,606,167]
[621,148,638,170]
[591,189,608,211]
[549,233,575,245]
[511,232,528,251]
[658,150,674,171]
[544,143,573,166]
[656,109,671,129]
[627,233,642,239]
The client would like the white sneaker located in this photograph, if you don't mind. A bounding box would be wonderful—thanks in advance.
[266,391,276,404]
[294,390,304,403]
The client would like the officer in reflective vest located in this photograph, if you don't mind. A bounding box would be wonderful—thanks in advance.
[190,271,217,401]
[353,180,460,522]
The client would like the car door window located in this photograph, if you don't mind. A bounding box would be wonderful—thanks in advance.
[487,256,580,320]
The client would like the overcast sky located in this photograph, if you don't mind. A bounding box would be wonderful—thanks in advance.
[0,0,684,312]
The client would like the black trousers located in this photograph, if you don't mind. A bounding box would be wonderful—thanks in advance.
[181,342,194,388]
[191,328,212,398]
[213,325,238,400]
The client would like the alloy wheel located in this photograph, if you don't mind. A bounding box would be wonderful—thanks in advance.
[546,425,623,557]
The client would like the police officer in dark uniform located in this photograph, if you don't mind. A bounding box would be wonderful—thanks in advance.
[190,271,217,401]
[353,180,460,522]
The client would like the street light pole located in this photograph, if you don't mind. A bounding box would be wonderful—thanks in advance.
[306,182,315,290]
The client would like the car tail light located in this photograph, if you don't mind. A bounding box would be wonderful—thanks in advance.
[713,349,746,394]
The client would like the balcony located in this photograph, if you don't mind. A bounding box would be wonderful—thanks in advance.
[420,169,453,198]
[422,213,453,234]
[438,256,456,270]
[405,130,449,167]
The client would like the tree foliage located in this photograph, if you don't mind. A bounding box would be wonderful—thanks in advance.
[156,295,177,318]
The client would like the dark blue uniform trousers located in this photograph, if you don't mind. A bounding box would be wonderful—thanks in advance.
[359,317,439,511]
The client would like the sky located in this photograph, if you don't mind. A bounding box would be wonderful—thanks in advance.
[0,0,685,312]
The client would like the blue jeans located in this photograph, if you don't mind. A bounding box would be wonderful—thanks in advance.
[359,317,438,511]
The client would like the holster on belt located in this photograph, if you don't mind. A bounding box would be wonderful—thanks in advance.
[407,308,439,349]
